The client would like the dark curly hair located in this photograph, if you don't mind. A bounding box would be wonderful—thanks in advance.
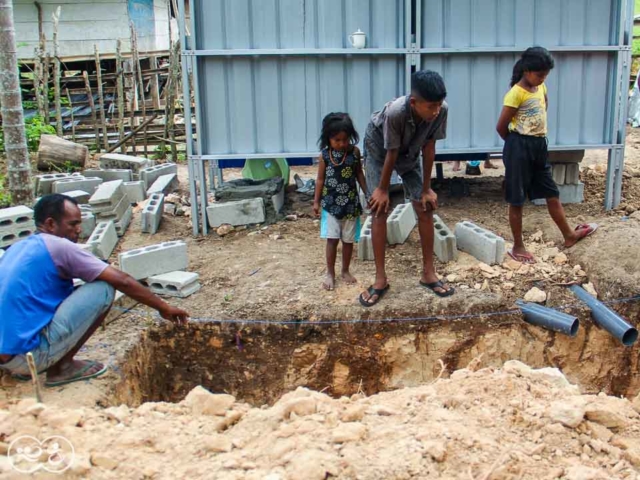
[318,112,359,150]
[511,46,555,87]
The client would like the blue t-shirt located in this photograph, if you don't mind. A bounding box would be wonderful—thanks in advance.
[0,234,107,355]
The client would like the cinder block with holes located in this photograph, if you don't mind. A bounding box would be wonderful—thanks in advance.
[114,205,133,237]
[0,206,34,230]
[141,193,165,234]
[118,240,188,280]
[206,198,265,227]
[142,271,201,298]
[433,215,457,263]
[0,227,35,249]
[80,211,96,239]
[139,163,178,189]
[89,180,125,210]
[552,164,566,185]
[565,164,580,185]
[146,173,178,197]
[99,153,154,176]
[122,181,146,204]
[52,177,103,195]
[454,221,506,265]
[95,194,130,222]
[36,173,73,195]
[85,221,118,260]
[386,202,416,245]
[84,168,133,183]
[357,216,374,261]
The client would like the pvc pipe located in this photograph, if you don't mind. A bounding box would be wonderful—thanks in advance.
[516,300,579,337]
[569,285,638,346]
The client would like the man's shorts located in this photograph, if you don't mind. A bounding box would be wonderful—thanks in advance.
[503,132,559,206]
[0,281,115,376]
[320,210,361,243]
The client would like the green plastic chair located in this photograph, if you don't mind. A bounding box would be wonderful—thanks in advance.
[242,158,290,186]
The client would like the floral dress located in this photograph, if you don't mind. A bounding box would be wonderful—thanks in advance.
[320,147,362,220]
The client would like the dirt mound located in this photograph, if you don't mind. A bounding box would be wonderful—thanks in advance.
[3,361,640,479]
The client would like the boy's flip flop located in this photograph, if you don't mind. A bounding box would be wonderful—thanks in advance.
[359,284,390,307]
[44,360,108,388]
[571,223,598,243]
[507,249,536,264]
[420,280,455,298]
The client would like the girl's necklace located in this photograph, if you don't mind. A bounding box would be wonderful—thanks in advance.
[328,148,347,167]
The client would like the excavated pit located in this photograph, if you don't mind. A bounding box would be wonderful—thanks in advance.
[114,302,640,407]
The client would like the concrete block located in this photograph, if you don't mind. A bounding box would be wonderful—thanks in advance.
[271,187,285,214]
[142,271,201,298]
[206,198,265,228]
[118,240,188,280]
[386,202,416,245]
[80,211,96,239]
[84,168,133,183]
[89,180,125,209]
[454,221,506,265]
[565,164,580,185]
[114,205,133,237]
[0,227,35,249]
[0,205,34,229]
[96,194,130,222]
[433,215,457,263]
[86,221,118,260]
[141,193,165,234]
[552,164,566,186]
[139,163,178,189]
[64,190,91,204]
[99,153,154,174]
[53,177,103,195]
[548,150,584,164]
[36,173,73,195]
[532,182,584,205]
[146,173,178,196]
[357,216,374,261]
[122,181,146,204]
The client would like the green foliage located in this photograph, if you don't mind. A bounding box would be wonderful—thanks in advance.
[0,175,11,208]
[0,115,55,153]
[153,144,170,160]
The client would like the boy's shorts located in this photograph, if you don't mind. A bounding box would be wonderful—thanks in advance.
[503,132,559,206]
[320,210,361,243]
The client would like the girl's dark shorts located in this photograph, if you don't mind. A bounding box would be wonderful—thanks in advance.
[503,132,559,206]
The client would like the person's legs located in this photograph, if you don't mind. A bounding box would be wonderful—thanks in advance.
[453,161,462,171]
[43,281,115,384]
[340,218,358,284]
[341,242,356,284]
[324,239,339,290]
[508,204,531,259]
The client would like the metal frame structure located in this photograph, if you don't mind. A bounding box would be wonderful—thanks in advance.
[180,0,634,235]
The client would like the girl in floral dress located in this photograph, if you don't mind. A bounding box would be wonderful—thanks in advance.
[313,113,368,291]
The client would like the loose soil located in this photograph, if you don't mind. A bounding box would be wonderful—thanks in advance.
[1,129,640,478]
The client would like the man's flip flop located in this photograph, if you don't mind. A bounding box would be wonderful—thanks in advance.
[359,285,390,307]
[420,280,455,298]
[44,361,108,388]
[507,249,536,264]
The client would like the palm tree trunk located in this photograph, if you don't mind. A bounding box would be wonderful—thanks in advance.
[0,0,33,205]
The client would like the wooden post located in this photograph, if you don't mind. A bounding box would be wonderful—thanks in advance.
[130,23,148,156]
[83,71,100,153]
[43,52,50,124]
[52,7,63,136]
[168,41,180,160]
[65,87,75,142]
[107,114,158,153]
[116,39,126,153]
[124,59,137,153]
[94,45,109,150]
[149,55,161,109]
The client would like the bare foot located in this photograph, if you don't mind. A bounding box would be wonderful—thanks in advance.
[453,161,462,172]
[322,274,335,291]
[341,271,357,284]
[484,160,499,169]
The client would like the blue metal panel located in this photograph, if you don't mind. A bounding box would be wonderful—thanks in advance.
[421,52,613,150]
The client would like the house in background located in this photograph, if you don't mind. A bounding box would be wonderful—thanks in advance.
[14,0,179,60]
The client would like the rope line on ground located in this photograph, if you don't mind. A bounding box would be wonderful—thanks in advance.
[112,295,640,327]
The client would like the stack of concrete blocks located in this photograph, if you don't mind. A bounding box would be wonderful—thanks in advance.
[386,203,416,245]
[84,168,133,183]
[35,173,73,195]
[84,221,118,260]
[52,176,103,195]
[139,163,178,190]
[79,210,96,240]
[89,180,132,237]
[0,206,35,249]
[206,198,265,228]
[99,153,154,181]
[121,181,147,204]
[142,271,201,298]
[64,190,92,204]
[141,193,165,234]
[357,216,374,261]
[433,215,457,263]
[454,221,506,265]
[118,240,188,280]
[536,151,584,205]
[147,173,179,197]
